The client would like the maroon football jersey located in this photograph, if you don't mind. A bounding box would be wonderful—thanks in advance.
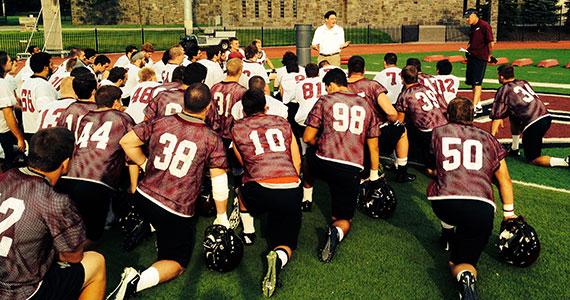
[144,87,185,121]
[134,114,228,217]
[0,168,86,299]
[56,100,98,136]
[305,90,380,169]
[205,81,247,139]
[490,80,549,132]
[65,109,135,190]
[396,83,448,131]
[427,123,507,209]
[348,78,389,124]
[231,114,298,183]
[418,73,441,96]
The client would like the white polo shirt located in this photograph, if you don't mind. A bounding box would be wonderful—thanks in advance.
[312,24,345,55]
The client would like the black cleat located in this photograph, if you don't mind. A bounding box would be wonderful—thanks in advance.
[440,226,455,252]
[241,232,257,246]
[300,200,312,212]
[320,226,340,263]
[395,167,416,183]
[106,267,140,300]
[457,271,478,300]
[503,144,520,157]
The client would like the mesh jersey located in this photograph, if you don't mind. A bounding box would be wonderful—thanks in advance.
[57,101,98,137]
[242,60,269,84]
[134,114,228,217]
[490,80,549,132]
[20,76,58,134]
[231,114,298,183]
[66,110,135,190]
[427,123,507,210]
[396,83,448,132]
[0,168,85,300]
[126,81,161,124]
[280,72,307,104]
[144,87,185,121]
[305,90,380,169]
[373,67,403,104]
[348,78,389,125]
[433,75,460,104]
[294,77,326,126]
[205,81,247,140]
[39,97,76,129]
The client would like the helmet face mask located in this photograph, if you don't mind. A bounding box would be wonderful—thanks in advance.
[358,180,397,219]
[497,216,540,267]
[203,225,244,272]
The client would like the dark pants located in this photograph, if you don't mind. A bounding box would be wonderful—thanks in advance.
[0,132,18,171]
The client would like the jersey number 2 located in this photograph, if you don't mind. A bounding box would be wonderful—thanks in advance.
[0,198,25,257]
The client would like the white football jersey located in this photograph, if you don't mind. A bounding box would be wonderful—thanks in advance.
[242,60,269,85]
[19,77,58,133]
[38,97,76,129]
[152,60,166,83]
[114,55,130,68]
[373,67,403,104]
[0,78,18,133]
[122,63,141,98]
[125,81,161,124]
[280,72,307,104]
[197,59,225,88]
[256,50,268,65]
[318,65,342,80]
[294,77,326,126]
[48,69,71,92]
[275,65,305,90]
[231,95,288,121]
[161,63,179,83]
[433,75,460,104]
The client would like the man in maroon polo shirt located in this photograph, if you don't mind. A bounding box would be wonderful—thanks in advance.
[464,8,494,114]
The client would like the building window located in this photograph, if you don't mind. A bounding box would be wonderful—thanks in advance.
[293,0,297,18]
[255,0,259,18]
[242,0,246,17]
[268,0,272,18]
[280,0,284,18]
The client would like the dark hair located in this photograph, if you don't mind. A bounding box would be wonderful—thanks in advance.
[94,54,111,66]
[322,68,347,87]
[497,64,515,80]
[244,45,258,59]
[305,63,319,78]
[27,45,39,54]
[95,85,122,108]
[30,52,51,73]
[107,67,128,83]
[406,58,422,72]
[229,37,239,43]
[285,61,299,73]
[161,48,171,64]
[84,48,97,59]
[67,47,82,58]
[206,45,221,60]
[70,66,91,78]
[401,65,418,84]
[72,74,97,99]
[0,51,9,78]
[242,89,266,116]
[318,60,330,68]
[324,10,336,19]
[248,75,266,90]
[384,53,397,65]
[125,45,138,55]
[184,83,211,113]
[436,59,452,75]
[281,51,297,65]
[172,66,186,83]
[28,127,75,172]
[447,97,474,125]
[65,58,78,72]
[183,63,207,85]
[348,55,365,74]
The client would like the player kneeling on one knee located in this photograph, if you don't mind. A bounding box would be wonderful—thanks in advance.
[110,83,230,300]
[230,88,303,297]
[0,127,106,300]
[427,97,518,299]
[303,68,381,263]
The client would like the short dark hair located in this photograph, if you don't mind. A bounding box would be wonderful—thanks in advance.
[497,64,515,80]
[28,127,75,172]
[183,63,207,85]
[448,97,474,125]
[67,47,82,58]
[94,54,111,66]
[27,45,38,54]
[322,68,347,87]
[384,53,397,65]
[206,45,221,60]
[161,48,171,64]
[242,89,266,116]
[184,83,211,113]
[324,10,336,19]
[73,74,97,99]
[125,45,138,55]
[229,37,239,43]
[281,51,297,65]
[305,63,319,78]
[95,85,122,108]
[172,66,186,83]
[348,55,365,74]
[107,67,128,83]
[70,66,91,77]
[406,58,422,72]
[84,48,97,59]
[401,65,418,84]
[436,59,452,75]
[30,52,51,73]
[0,51,9,78]
[318,60,330,68]
[248,75,266,90]
[244,45,258,59]
[285,61,299,73]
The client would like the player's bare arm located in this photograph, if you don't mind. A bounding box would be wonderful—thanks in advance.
[490,119,504,136]
[341,41,351,49]
[2,107,26,151]
[494,159,517,220]
[397,112,406,123]
[303,126,319,146]
[119,130,147,167]
[377,93,398,122]
[59,241,87,263]
[290,135,302,174]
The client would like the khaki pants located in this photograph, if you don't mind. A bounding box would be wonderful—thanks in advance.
[318,53,341,67]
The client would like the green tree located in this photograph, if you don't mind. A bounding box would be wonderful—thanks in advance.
[521,0,560,27]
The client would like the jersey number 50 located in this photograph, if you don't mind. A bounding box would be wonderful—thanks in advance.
[442,138,483,171]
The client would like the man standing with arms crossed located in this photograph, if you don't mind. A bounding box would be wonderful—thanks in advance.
[311,10,350,67]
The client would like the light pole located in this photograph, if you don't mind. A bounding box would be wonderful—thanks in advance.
[184,0,193,35]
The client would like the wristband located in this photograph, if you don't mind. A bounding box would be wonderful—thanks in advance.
[503,204,514,217]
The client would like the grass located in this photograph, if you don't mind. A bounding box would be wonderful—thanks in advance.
[99,147,570,299]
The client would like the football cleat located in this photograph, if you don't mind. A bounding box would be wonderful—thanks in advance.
[440,226,455,252]
[300,200,312,212]
[106,267,140,300]
[395,166,416,183]
[503,144,520,157]
[564,155,569,167]
[457,271,478,300]
[320,226,340,263]
[203,225,244,272]
[474,105,483,115]
[358,179,397,219]
[241,232,257,246]
[262,250,282,298]
[498,216,540,267]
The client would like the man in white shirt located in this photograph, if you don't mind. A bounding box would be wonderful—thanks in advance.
[318,60,342,80]
[373,53,403,104]
[242,45,269,89]
[294,63,326,127]
[0,53,25,169]
[311,10,350,66]
[197,45,225,88]
[122,51,146,99]
[161,46,185,83]
[14,45,40,87]
[274,51,305,93]
[100,67,128,88]
[39,77,77,129]
[125,67,160,124]
[115,45,138,68]
[231,76,287,121]
[279,64,306,105]
[434,59,460,104]
[141,42,155,68]
[19,52,58,141]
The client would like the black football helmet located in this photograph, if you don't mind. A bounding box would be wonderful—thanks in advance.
[358,179,397,219]
[203,225,244,272]
[498,216,540,267]
[119,202,151,252]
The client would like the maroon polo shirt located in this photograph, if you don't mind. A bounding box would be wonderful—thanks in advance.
[468,19,493,61]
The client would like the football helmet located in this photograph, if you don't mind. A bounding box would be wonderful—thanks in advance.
[358,179,397,219]
[203,225,244,272]
[498,216,540,267]
[118,202,151,252]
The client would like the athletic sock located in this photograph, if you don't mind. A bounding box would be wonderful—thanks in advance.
[511,135,520,150]
[274,248,289,269]
[240,212,255,234]
[335,226,344,242]
[303,187,313,202]
[396,157,408,167]
[136,267,160,292]
[549,157,569,167]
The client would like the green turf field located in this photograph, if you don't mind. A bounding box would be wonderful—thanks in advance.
[99,146,570,299]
